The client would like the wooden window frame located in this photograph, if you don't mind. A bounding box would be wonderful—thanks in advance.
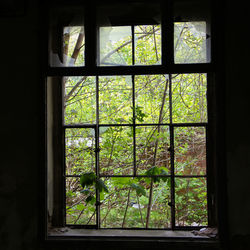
[42,0,227,247]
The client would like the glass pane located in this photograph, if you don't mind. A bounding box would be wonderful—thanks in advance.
[63,26,85,66]
[136,126,170,175]
[99,76,132,124]
[99,127,133,175]
[49,6,84,67]
[172,74,207,123]
[100,177,171,228]
[65,128,95,175]
[97,2,161,66]
[135,75,170,123]
[174,127,206,175]
[99,26,132,66]
[64,76,96,125]
[66,177,96,225]
[135,25,161,65]
[175,178,208,226]
[174,22,208,64]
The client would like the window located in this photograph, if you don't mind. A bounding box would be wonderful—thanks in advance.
[46,0,217,237]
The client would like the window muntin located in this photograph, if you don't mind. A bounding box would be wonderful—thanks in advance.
[99,25,161,66]
[97,2,161,66]
[47,0,215,233]
[63,74,208,229]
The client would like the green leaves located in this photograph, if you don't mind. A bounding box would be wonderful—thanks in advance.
[80,172,109,205]
[96,179,109,193]
[129,105,148,123]
[80,172,109,194]
[85,195,95,205]
[80,172,96,189]
[145,166,169,183]
[135,105,147,122]
[130,183,146,196]
[111,177,146,197]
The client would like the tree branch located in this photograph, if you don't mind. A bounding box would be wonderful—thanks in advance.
[122,189,131,228]
[100,28,160,64]
[145,78,169,228]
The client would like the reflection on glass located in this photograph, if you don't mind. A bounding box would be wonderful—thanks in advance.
[100,177,171,228]
[99,76,132,124]
[64,76,96,124]
[174,127,206,175]
[63,26,85,66]
[99,127,133,175]
[50,26,85,67]
[175,178,208,226]
[172,73,207,123]
[49,5,85,67]
[174,22,208,64]
[66,177,96,225]
[135,25,161,65]
[99,26,132,66]
[135,75,169,123]
[136,126,170,175]
[65,129,95,175]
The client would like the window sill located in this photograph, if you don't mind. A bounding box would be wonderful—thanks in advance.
[48,227,217,241]
[46,228,220,249]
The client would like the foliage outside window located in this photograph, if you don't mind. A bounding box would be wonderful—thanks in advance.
[47,1,214,231]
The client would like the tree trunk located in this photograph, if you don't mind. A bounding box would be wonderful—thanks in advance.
[145,78,169,228]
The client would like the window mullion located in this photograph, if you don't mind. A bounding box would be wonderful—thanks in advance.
[169,74,176,229]
[132,25,135,66]
[96,76,100,175]
[170,125,175,230]
[84,3,97,69]
[206,73,217,227]
[51,77,65,227]
[161,0,174,66]
[132,75,136,176]
[96,76,100,228]
[49,0,215,230]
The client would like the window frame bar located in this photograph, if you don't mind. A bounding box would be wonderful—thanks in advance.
[48,0,215,231]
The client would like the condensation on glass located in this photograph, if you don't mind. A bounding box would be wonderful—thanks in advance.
[97,2,161,66]
[49,6,85,67]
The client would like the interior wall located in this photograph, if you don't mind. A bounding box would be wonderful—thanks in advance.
[0,1,40,250]
[0,0,250,249]
[224,0,250,244]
